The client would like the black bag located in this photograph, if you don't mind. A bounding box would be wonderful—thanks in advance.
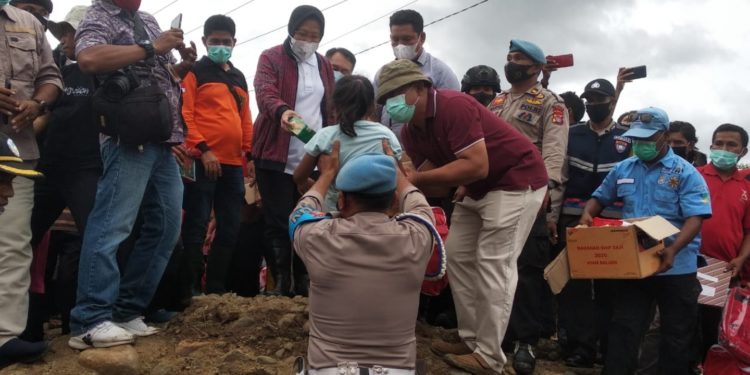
[91,12,172,145]
[92,82,172,145]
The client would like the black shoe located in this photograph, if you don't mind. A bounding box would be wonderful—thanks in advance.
[565,353,594,368]
[0,338,48,369]
[512,342,536,375]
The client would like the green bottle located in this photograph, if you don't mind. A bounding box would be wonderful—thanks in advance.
[288,117,316,143]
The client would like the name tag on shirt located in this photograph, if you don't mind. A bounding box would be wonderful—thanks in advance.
[617,178,635,185]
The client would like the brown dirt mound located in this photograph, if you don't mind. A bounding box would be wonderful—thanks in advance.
[1,294,598,374]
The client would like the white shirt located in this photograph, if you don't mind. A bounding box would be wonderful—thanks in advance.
[285,53,325,174]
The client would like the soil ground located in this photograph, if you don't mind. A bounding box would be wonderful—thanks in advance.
[1,294,601,375]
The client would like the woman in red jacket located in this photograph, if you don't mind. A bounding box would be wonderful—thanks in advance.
[252,5,335,297]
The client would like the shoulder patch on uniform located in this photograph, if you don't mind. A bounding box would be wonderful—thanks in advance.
[288,204,331,240]
[490,95,506,108]
[551,104,566,125]
[614,135,631,154]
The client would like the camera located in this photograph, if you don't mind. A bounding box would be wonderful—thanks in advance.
[101,70,139,101]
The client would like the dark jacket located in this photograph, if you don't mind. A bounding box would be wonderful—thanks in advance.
[40,62,100,171]
[562,121,631,216]
[252,43,335,172]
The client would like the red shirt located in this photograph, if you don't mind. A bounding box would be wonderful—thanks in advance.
[401,89,548,200]
[699,163,750,279]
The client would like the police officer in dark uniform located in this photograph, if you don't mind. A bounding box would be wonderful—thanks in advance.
[461,65,501,107]
[554,79,632,368]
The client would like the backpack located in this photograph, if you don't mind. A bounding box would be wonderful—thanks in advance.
[704,345,750,374]
[420,207,449,296]
[719,287,750,366]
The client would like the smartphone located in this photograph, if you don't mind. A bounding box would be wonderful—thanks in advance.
[171,13,182,29]
[547,54,574,68]
[626,65,647,80]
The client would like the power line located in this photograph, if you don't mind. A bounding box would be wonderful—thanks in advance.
[153,0,178,16]
[235,0,351,47]
[321,0,418,48]
[355,0,489,55]
[184,0,261,35]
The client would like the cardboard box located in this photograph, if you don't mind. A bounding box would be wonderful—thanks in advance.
[544,248,570,294]
[565,216,680,279]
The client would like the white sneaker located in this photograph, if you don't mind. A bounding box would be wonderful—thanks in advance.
[115,317,160,337]
[68,321,135,350]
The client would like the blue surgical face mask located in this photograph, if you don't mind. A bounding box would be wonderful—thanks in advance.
[385,94,418,123]
[333,70,344,82]
[710,149,740,170]
[207,45,232,64]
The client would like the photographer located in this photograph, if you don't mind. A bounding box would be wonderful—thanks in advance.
[67,0,196,350]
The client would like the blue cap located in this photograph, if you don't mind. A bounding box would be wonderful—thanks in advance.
[622,107,670,139]
[335,154,397,194]
[509,39,546,65]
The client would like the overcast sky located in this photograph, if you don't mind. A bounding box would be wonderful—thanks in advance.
[45,0,749,163]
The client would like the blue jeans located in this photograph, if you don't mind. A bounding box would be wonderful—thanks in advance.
[70,140,183,334]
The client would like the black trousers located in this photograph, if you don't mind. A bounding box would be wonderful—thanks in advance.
[507,214,551,345]
[603,274,701,375]
[227,218,270,297]
[30,165,101,245]
[255,168,307,294]
[556,214,613,361]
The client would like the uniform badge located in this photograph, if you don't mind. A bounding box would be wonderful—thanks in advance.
[657,175,666,185]
[615,139,629,153]
[536,93,545,99]
[530,88,540,95]
[551,104,566,125]
[526,98,542,105]
[668,176,680,189]
[741,189,748,202]
[519,112,533,123]
[520,103,542,114]
[591,81,601,89]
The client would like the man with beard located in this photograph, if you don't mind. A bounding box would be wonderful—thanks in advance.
[486,39,568,375]
[461,65,501,107]
[553,79,632,368]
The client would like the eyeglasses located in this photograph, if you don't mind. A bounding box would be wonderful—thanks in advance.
[629,113,655,123]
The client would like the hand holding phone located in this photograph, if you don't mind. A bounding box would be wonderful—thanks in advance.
[547,54,574,68]
[171,13,182,30]
[625,65,647,80]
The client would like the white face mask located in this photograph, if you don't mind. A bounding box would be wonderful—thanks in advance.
[393,43,418,60]
[290,36,319,61]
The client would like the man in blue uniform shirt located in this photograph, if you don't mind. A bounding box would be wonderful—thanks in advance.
[580,107,712,375]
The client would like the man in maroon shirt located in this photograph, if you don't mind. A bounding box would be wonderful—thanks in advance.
[376,59,548,375]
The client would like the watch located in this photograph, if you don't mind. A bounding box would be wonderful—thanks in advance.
[137,40,155,60]
[32,99,49,114]
[547,180,560,189]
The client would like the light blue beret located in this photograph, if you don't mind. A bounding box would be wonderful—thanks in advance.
[509,39,546,64]
[335,154,397,194]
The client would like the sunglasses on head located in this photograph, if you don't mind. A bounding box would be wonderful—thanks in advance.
[629,113,655,123]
